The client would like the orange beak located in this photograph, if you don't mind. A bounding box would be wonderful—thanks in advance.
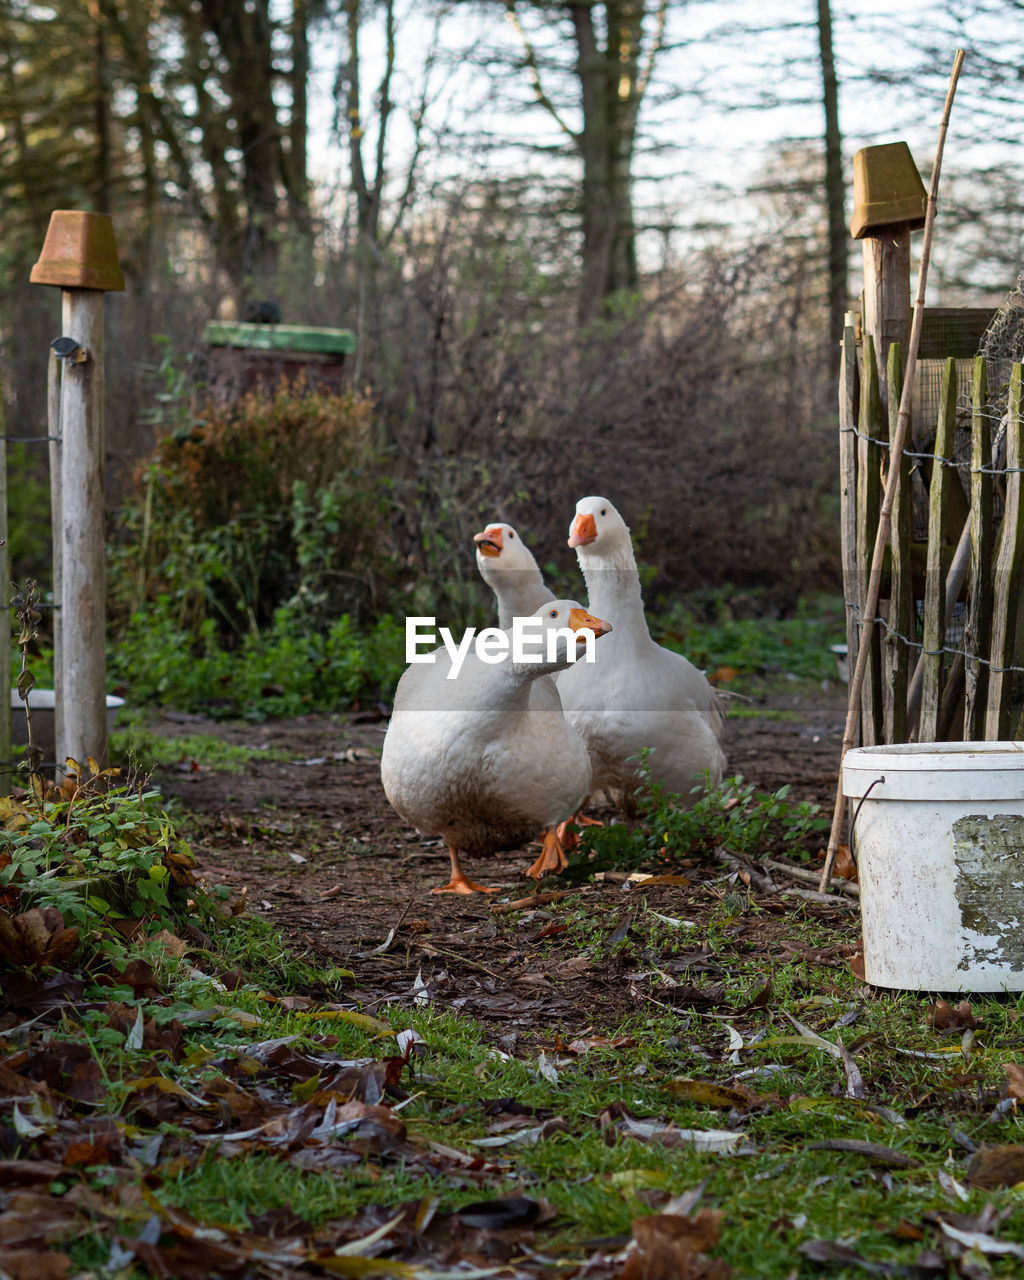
[568,607,611,638]
[568,512,597,548]
[473,526,503,558]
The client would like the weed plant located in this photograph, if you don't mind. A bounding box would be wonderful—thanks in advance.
[0,778,202,967]
[574,758,827,877]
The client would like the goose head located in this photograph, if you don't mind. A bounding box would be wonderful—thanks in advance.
[473,522,539,573]
[516,599,612,675]
[568,496,632,556]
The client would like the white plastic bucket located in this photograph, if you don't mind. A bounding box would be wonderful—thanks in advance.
[9,688,125,760]
[843,741,1024,991]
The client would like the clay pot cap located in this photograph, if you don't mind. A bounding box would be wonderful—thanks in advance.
[850,142,927,240]
[30,210,125,291]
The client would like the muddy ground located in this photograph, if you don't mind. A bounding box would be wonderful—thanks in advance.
[147,678,857,1029]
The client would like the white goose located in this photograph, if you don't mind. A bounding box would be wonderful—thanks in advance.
[556,496,727,806]
[473,522,554,625]
[380,600,611,893]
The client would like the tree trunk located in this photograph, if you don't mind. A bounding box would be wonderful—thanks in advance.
[90,0,112,212]
[288,0,312,235]
[817,0,846,383]
[197,0,283,282]
[570,1,641,325]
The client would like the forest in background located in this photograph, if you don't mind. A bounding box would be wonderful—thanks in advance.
[1,0,1022,615]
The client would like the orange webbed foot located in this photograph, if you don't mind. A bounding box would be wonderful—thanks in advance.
[432,845,498,894]
[526,828,569,880]
[557,800,604,852]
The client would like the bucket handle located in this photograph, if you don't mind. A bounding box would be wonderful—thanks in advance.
[848,774,886,861]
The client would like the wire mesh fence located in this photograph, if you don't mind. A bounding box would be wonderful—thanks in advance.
[839,303,1024,746]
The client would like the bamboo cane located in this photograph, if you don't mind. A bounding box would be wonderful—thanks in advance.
[819,49,965,892]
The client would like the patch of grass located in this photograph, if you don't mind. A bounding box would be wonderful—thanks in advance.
[9,777,1024,1278]
[13,890,1024,1279]
[724,704,807,722]
[111,724,288,774]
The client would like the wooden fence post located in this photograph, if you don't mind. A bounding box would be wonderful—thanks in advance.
[986,364,1024,737]
[964,357,992,739]
[917,359,959,741]
[838,323,860,714]
[30,211,124,770]
[884,342,912,743]
[856,336,884,744]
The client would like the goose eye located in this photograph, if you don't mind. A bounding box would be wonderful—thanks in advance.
[600,508,607,516]
[548,609,558,618]
[509,531,515,539]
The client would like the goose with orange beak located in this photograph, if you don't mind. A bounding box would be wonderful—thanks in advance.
[473,522,555,627]
[558,496,728,807]
[381,600,611,893]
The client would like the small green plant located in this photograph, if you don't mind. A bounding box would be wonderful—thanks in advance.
[575,755,827,876]
[0,776,199,967]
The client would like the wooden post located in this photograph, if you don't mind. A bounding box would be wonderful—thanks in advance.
[47,349,62,767]
[964,357,992,739]
[862,228,912,413]
[885,342,912,743]
[0,367,9,796]
[856,336,884,744]
[57,290,108,767]
[916,359,959,741]
[838,323,860,709]
[985,364,1024,737]
[850,141,927,415]
[30,211,124,771]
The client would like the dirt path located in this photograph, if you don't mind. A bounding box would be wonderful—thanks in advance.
[148,681,855,1030]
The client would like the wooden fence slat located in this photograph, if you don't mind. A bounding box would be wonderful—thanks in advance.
[884,342,911,743]
[985,363,1024,738]
[856,335,884,745]
[838,326,860,716]
[964,357,993,739]
[919,358,958,742]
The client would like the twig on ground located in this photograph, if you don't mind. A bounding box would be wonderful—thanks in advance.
[490,889,578,914]
[766,858,860,898]
[715,848,779,894]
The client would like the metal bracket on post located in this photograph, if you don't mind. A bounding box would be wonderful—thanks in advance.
[51,337,88,365]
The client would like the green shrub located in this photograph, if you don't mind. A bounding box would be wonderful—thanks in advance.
[109,380,399,640]
[107,598,406,718]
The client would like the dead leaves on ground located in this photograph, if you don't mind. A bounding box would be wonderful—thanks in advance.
[0,908,79,968]
[803,1204,1024,1276]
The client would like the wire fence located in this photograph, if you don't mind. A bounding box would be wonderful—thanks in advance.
[839,321,1024,745]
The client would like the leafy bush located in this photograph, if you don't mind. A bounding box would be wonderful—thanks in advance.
[109,380,399,640]
[652,591,845,681]
[107,598,406,718]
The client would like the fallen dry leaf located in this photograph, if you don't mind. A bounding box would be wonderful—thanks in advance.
[0,1248,72,1280]
[808,1139,919,1169]
[1004,1063,1024,1099]
[927,999,981,1032]
[0,907,79,968]
[621,1209,731,1279]
[664,1079,754,1111]
[966,1145,1024,1189]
